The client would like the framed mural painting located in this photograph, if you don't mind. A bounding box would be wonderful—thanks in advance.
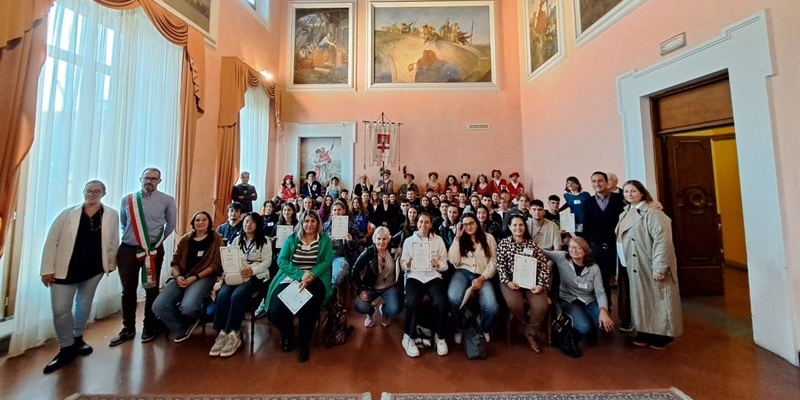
[288,2,355,91]
[283,122,356,193]
[153,0,219,45]
[366,1,497,90]
[524,0,566,81]
[300,137,343,188]
[573,0,647,47]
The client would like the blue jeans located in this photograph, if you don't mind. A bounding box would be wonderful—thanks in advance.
[560,300,600,338]
[152,277,215,335]
[213,278,263,332]
[331,256,348,286]
[447,268,499,333]
[50,273,103,348]
[354,286,402,316]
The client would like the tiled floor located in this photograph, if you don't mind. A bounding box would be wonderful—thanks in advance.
[1,268,798,400]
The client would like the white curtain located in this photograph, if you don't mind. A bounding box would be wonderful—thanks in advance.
[239,86,271,205]
[10,0,182,355]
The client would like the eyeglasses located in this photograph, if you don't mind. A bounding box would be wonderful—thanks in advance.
[568,246,583,251]
[141,177,160,182]
[84,189,103,195]
[462,221,477,227]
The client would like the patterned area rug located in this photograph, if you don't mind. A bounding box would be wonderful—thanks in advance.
[65,395,368,400]
[380,389,692,400]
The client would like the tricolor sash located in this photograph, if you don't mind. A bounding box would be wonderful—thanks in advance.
[126,192,165,289]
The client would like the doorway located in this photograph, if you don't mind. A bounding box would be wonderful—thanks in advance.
[616,12,797,365]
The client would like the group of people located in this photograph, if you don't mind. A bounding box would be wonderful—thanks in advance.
[39,166,682,372]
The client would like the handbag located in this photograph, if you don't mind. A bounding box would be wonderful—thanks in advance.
[551,310,582,358]
[461,326,488,360]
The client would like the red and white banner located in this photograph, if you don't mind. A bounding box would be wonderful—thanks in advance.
[369,122,398,166]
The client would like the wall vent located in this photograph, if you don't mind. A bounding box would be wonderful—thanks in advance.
[467,124,490,130]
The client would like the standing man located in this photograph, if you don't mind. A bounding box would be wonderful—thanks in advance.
[528,199,562,250]
[501,194,532,238]
[607,172,622,194]
[231,171,257,213]
[506,172,524,204]
[300,171,322,200]
[544,194,561,226]
[583,171,626,321]
[110,167,177,346]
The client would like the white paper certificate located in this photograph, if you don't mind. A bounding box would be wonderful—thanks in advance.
[275,225,293,248]
[513,254,538,290]
[410,241,432,271]
[560,212,576,233]
[220,247,241,274]
[330,215,349,240]
[277,280,313,315]
[220,246,244,285]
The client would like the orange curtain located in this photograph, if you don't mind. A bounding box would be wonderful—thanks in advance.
[214,57,278,227]
[94,0,205,234]
[0,0,54,257]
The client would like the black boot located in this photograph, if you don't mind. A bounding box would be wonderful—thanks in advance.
[43,345,78,374]
[74,336,93,356]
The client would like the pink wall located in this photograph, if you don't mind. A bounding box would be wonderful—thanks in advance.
[187,0,284,221]
[274,0,526,195]
[519,0,799,350]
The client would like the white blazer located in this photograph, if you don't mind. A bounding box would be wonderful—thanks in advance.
[40,203,120,279]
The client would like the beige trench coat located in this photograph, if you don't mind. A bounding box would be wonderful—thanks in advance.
[616,202,683,337]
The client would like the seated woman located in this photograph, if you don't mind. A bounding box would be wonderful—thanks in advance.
[265,210,332,363]
[322,200,360,287]
[400,213,449,358]
[326,176,344,200]
[351,226,401,328]
[40,180,119,373]
[153,211,222,342]
[261,200,279,232]
[447,212,498,343]
[350,197,370,246]
[474,174,491,197]
[318,195,335,223]
[496,214,551,354]
[209,212,272,358]
[426,171,442,195]
[280,174,298,203]
[543,237,614,357]
[476,204,501,241]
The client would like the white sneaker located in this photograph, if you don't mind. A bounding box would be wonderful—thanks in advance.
[209,331,227,357]
[454,330,462,345]
[402,334,420,358]
[435,334,448,356]
[484,332,491,343]
[364,311,375,328]
[220,331,241,357]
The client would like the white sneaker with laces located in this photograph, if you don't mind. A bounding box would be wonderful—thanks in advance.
[454,330,462,345]
[220,331,241,357]
[435,334,448,356]
[364,311,375,328]
[402,334,420,358]
[209,331,227,357]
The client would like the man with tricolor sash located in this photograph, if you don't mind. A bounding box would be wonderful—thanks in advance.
[110,167,177,346]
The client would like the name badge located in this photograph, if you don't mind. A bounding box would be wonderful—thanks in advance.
[523,248,533,256]
[301,245,311,251]
[574,200,581,204]
[197,250,205,257]
[578,282,589,289]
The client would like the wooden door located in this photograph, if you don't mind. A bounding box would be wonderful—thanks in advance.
[663,135,724,295]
